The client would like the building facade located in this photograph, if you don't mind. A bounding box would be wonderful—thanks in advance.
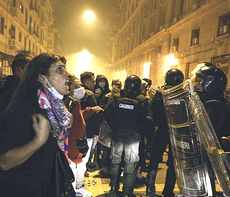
[111,0,230,88]
[0,0,57,76]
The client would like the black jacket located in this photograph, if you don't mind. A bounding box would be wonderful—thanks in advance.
[0,94,74,197]
[204,98,230,151]
[80,89,103,138]
[0,75,20,112]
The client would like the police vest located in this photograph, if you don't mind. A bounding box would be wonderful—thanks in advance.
[109,96,142,138]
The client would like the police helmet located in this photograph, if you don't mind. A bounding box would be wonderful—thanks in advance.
[195,62,227,97]
[165,68,184,86]
[124,75,142,97]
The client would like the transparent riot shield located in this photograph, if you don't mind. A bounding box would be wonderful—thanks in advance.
[188,82,230,197]
[162,81,213,197]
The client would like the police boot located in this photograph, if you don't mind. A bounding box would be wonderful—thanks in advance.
[106,163,120,196]
[146,170,161,197]
[162,165,176,197]
[123,163,136,197]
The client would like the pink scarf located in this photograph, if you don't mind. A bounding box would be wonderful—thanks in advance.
[38,89,72,152]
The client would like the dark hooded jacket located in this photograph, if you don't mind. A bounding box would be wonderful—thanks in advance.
[94,75,110,108]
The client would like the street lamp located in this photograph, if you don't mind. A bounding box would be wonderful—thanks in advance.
[82,9,96,25]
[163,53,179,76]
[164,53,179,67]
[66,49,93,77]
[77,49,93,68]
[67,49,110,79]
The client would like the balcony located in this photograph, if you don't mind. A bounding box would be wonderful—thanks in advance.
[8,39,16,50]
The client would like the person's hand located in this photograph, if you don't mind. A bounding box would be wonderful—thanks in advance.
[208,146,224,155]
[112,86,120,96]
[91,106,104,113]
[221,136,230,142]
[32,114,50,145]
[148,87,156,98]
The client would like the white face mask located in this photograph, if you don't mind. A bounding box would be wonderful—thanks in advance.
[73,87,86,100]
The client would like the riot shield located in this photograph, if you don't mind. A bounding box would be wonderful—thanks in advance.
[188,82,230,197]
[162,81,212,197]
[162,80,230,197]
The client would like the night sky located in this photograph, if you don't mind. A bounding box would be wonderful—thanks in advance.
[54,0,117,62]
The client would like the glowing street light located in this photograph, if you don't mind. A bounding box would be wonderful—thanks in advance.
[82,9,96,25]
[163,53,179,76]
[77,49,93,67]
[67,49,108,78]
[164,53,179,67]
[66,49,93,77]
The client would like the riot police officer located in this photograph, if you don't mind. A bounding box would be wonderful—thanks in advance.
[97,79,122,178]
[147,68,184,197]
[105,75,150,197]
[135,78,153,186]
[193,63,229,150]
[193,63,230,196]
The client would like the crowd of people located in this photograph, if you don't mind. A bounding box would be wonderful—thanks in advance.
[0,52,229,197]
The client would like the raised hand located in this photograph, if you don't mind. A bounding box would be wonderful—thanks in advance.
[32,114,50,145]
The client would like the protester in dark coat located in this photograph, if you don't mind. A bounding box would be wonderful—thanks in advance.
[0,53,75,197]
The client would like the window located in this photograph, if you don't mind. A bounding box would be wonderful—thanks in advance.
[30,0,34,9]
[153,0,157,9]
[0,17,4,35]
[172,38,179,52]
[24,37,27,49]
[191,0,205,10]
[29,16,32,33]
[12,0,16,7]
[25,9,28,24]
[9,25,16,39]
[218,13,230,36]
[191,28,200,46]
[179,0,185,17]
[28,40,31,51]
[19,32,22,42]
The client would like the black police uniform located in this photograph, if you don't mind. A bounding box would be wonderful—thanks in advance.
[147,89,176,197]
[104,93,148,196]
[195,63,229,152]
[135,93,153,186]
[194,63,230,196]
[147,69,184,197]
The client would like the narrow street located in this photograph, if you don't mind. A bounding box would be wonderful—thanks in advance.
[85,153,222,196]
[85,154,178,196]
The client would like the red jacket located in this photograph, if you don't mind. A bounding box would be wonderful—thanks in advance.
[68,102,86,164]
